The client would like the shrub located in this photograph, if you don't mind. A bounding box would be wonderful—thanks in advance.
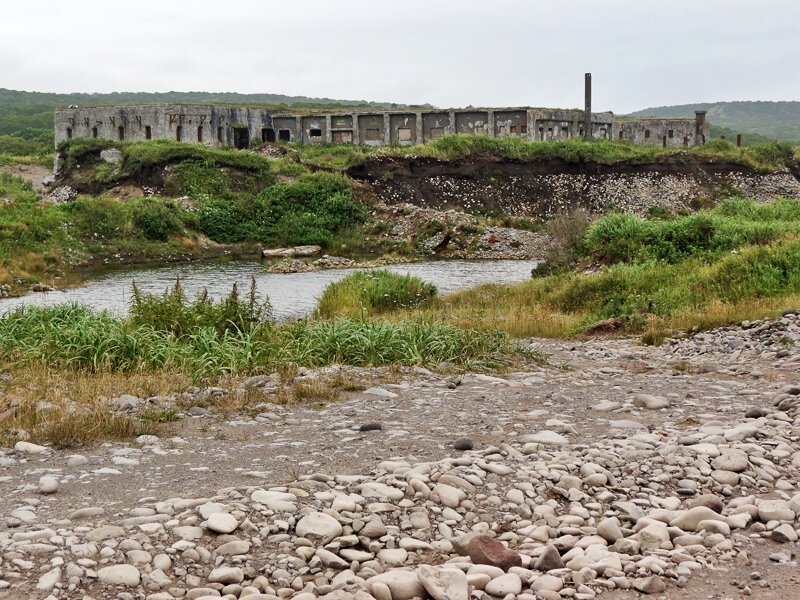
[533,209,593,275]
[196,196,262,243]
[131,200,182,241]
[318,270,437,318]
[64,197,131,241]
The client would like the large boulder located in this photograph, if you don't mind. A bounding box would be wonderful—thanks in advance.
[468,536,522,571]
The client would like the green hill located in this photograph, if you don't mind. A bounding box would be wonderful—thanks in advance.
[628,101,800,142]
[0,88,419,136]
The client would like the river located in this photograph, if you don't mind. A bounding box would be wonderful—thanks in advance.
[0,259,537,320]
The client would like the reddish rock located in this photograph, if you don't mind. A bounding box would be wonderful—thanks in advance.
[467,535,521,571]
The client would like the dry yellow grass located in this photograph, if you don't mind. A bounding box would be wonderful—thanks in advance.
[387,280,800,344]
[640,296,800,345]
[0,366,192,447]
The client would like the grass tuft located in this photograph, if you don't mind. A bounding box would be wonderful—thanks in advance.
[317,269,437,318]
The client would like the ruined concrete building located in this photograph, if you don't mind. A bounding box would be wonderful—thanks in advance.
[54,105,709,150]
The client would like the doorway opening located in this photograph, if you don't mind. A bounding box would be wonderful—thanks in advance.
[233,127,250,149]
[117,126,125,141]
[262,128,276,143]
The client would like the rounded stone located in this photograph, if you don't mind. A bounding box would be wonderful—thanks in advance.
[296,511,343,544]
[485,573,522,596]
[416,565,468,600]
[208,566,244,584]
[97,564,141,587]
[632,394,670,410]
[38,476,59,494]
[758,499,795,523]
[711,450,749,473]
[206,513,238,534]
[368,570,425,600]
[453,438,474,451]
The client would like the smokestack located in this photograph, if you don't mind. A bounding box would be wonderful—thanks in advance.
[584,73,592,140]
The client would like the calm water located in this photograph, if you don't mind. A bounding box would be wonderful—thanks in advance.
[0,259,537,320]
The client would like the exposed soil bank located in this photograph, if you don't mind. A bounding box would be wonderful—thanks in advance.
[348,153,800,216]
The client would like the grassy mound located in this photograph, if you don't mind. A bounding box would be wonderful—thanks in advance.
[317,270,437,319]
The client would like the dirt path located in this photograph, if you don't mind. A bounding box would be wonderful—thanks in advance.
[0,162,52,192]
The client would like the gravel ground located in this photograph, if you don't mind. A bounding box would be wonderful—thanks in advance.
[0,313,799,600]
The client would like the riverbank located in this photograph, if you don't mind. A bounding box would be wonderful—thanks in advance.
[0,315,798,599]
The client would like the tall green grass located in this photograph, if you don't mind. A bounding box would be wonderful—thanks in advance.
[129,278,272,336]
[318,270,437,319]
[0,283,515,378]
[550,240,800,322]
[582,198,800,264]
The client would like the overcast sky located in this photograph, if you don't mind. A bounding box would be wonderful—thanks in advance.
[2,0,798,113]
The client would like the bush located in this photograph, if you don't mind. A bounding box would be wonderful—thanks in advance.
[131,200,182,241]
[532,209,593,275]
[196,171,366,247]
[318,270,437,318]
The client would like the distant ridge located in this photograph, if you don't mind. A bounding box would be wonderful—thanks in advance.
[0,88,424,135]
[628,101,800,141]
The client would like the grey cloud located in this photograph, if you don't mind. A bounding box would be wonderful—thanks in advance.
[2,0,798,111]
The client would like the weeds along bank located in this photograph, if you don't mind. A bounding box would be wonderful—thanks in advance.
[1,199,798,446]
[388,198,800,341]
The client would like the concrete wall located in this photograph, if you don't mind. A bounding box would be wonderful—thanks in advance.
[422,112,453,141]
[54,105,273,149]
[55,105,705,149]
[618,119,707,148]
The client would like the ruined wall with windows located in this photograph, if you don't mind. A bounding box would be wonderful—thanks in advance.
[617,118,707,148]
[55,105,707,149]
[53,105,273,149]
